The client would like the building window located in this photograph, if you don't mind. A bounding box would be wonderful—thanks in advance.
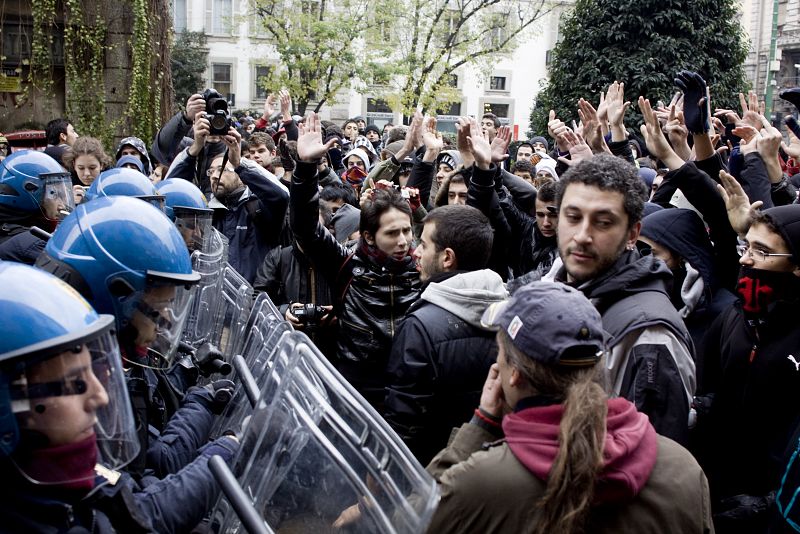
[484,102,510,119]
[212,63,232,97]
[489,76,506,91]
[253,65,271,100]
[437,101,461,116]
[172,0,187,32]
[210,0,233,35]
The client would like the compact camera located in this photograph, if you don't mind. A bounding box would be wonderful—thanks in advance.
[293,303,327,325]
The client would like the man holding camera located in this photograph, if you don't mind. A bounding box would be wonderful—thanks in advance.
[169,112,289,284]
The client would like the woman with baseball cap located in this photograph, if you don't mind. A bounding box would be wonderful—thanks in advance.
[425,281,713,533]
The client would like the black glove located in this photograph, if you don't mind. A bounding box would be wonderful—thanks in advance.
[780,87,800,114]
[279,138,296,172]
[674,70,710,135]
[786,116,800,141]
[194,343,231,377]
[203,379,236,414]
[714,492,775,523]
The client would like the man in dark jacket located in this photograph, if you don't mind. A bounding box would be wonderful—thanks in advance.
[168,116,289,284]
[291,113,421,409]
[639,208,738,349]
[384,204,507,464]
[549,154,695,445]
[697,205,800,533]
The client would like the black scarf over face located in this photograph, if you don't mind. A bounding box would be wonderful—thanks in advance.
[736,266,800,315]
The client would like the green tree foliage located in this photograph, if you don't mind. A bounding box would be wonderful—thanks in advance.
[171,31,209,109]
[529,0,749,135]
[387,0,550,115]
[253,0,392,115]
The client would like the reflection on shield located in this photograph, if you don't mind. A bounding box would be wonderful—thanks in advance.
[183,228,227,349]
[210,293,293,440]
[210,332,439,534]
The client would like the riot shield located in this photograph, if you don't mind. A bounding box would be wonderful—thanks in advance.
[211,293,293,439]
[210,262,253,362]
[211,332,439,534]
[182,228,227,348]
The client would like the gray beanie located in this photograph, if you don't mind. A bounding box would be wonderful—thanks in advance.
[331,203,361,243]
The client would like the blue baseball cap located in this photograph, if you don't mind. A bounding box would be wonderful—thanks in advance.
[481,281,606,367]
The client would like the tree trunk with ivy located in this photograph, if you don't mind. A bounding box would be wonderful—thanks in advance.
[62,0,173,150]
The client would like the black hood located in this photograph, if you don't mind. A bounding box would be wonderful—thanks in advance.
[577,249,673,305]
[640,208,716,293]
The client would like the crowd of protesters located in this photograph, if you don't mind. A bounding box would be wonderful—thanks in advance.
[2,69,800,533]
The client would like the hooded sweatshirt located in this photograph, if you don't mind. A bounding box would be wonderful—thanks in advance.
[116,136,152,175]
[385,269,508,464]
[555,251,696,444]
[426,397,713,534]
[640,208,737,348]
[504,397,657,503]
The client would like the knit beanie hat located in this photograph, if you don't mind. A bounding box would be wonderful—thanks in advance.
[638,167,657,190]
[762,205,800,265]
[531,136,549,152]
[436,150,462,171]
[364,124,381,137]
[535,157,558,180]
[331,203,361,243]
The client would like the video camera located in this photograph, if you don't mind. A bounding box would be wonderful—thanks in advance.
[293,303,327,325]
[202,88,231,136]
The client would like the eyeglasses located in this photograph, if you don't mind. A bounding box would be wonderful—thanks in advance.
[736,244,793,262]
[207,166,236,176]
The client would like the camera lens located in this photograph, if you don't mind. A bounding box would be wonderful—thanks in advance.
[210,113,228,130]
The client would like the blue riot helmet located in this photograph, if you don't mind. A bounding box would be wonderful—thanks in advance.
[0,262,138,486]
[0,149,75,231]
[156,178,214,253]
[84,167,166,213]
[35,196,201,369]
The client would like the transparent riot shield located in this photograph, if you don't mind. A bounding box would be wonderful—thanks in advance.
[210,262,253,362]
[211,293,293,439]
[211,331,439,534]
[182,228,227,348]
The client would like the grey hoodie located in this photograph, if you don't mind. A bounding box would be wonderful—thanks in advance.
[421,269,508,327]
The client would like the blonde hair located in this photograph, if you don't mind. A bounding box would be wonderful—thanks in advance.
[499,330,608,534]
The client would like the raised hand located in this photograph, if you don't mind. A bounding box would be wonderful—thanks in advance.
[279,90,292,121]
[578,98,611,154]
[222,127,243,167]
[185,93,205,123]
[421,116,443,152]
[639,96,683,170]
[674,70,709,134]
[548,109,572,152]
[297,112,337,162]
[605,81,630,141]
[463,117,492,170]
[490,125,511,163]
[557,130,592,167]
[717,170,762,236]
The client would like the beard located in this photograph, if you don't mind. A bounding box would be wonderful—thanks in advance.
[559,235,629,285]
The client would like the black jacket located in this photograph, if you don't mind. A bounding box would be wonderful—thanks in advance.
[698,296,800,500]
[384,270,506,465]
[640,207,738,350]
[290,161,421,407]
[169,151,289,284]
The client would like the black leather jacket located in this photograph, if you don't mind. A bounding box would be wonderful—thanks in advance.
[290,161,420,406]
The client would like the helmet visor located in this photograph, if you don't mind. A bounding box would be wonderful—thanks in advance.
[122,282,196,369]
[8,328,138,485]
[39,173,75,223]
[136,195,166,213]
[174,207,214,254]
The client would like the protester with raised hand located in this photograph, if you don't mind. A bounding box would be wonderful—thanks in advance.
[291,112,420,410]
